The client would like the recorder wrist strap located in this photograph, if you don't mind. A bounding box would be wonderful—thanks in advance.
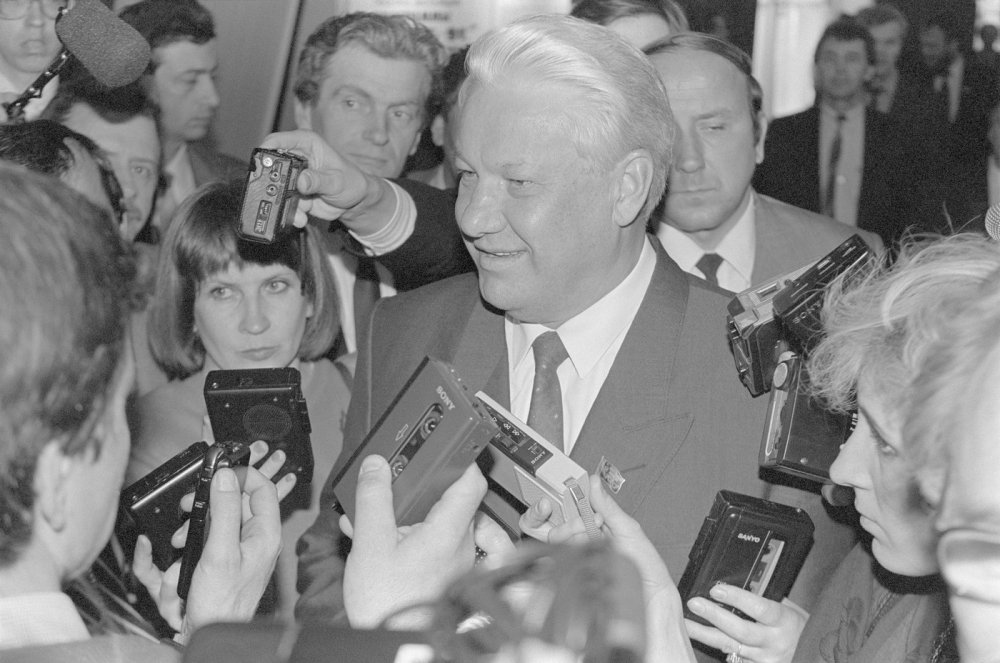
[565,478,601,541]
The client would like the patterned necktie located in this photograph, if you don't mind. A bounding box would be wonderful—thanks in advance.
[696,252,724,287]
[823,113,846,218]
[527,331,569,451]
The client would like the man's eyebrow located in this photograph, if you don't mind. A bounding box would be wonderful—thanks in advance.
[328,84,373,99]
[177,66,217,76]
[693,108,736,121]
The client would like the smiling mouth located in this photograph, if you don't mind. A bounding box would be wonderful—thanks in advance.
[475,246,524,259]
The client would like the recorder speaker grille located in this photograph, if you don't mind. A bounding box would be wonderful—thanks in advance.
[243,403,292,441]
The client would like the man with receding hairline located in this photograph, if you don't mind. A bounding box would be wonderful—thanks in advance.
[646,32,881,295]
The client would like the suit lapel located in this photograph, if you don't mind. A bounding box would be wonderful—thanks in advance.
[751,194,784,284]
[570,241,695,512]
[187,143,213,188]
[452,295,510,407]
[805,107,822,210]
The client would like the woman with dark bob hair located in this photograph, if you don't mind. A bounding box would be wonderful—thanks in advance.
[130,180,349,621]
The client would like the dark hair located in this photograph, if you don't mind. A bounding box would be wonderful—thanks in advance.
[0,120,126,226]
[0,164,135,565]
[45,61,159,128]
[119,0,215,73]
[147,180,339,379]
[0,119,100,178]
[439,46,469,119]
[856,4,909,39]
[922,11,963,44]
[815,15,876,65]
[645,32,764,144]
[571,0,689,33]
[293,12,448,126]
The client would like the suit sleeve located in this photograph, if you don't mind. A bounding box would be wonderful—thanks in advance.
[294,300,382,625]
[338,178,475,292]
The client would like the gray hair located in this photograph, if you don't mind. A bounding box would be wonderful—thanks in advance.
[459,14,674,223]
[809,234,1000,421]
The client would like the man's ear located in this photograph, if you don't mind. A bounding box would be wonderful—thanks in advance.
[408,126,423,157]
[34,442,73,533]
[429,114,446,148]
[612,149,655,228]
[755,114,769,165]
[294,99,313,131]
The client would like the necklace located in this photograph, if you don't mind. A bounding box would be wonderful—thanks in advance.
[865,588,903,639]
[930,618,958,663]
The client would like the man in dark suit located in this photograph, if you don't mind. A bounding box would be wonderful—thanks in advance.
[754,16,913,247]
[293,17,851,651]
[120,0,243,238]
[645,33,881,294]
[915,12,998,229]
[292,13,474,355]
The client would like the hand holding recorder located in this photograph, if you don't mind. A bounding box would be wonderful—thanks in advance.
[341,455,491,630]
[256,130,405,238]
[684,588,807,663]
[130,442,290,637]
[132,462,282,641]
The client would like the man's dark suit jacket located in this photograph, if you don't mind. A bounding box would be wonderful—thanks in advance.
[188,140,245,187]
[358,179,474,292]
[295,239,857,633]
[753,106,913,247]
[914,58,998,229]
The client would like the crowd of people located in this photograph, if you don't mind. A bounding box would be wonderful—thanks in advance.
[1,1,1000,662]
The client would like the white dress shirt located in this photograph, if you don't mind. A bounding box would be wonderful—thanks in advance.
[506,239,657,454]
[0,592,90,650]
[656,197,756,293]
[934,55,965,123]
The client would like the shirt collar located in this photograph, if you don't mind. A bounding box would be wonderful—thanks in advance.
[164,143,190,178]
[507,238,657,378]
[0,591,90,649]
[820,102,866,123]
[655,195,756,286]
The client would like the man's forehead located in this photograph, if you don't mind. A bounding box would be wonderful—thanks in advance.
[154,38,218,73]
[652,49,743,92]
[818,38,868,56]
[320,43,431,100]
[65,103,160,159]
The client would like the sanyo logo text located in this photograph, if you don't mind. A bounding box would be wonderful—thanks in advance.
[737,532,761,543]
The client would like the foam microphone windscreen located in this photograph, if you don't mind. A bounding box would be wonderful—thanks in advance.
[986,203,1000,241]
[55,0,151,88]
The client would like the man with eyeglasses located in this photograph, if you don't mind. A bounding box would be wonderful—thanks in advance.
[0,0,71,121]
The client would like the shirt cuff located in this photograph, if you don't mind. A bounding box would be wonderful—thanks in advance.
[349,180,416,256]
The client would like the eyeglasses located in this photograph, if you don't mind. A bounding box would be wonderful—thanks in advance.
[938,528,1000,605]
[0,0,73,21]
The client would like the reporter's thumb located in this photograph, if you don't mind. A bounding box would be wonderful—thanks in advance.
[354,454,392,507]
[297,170,319,195]
[206,467,243,543]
